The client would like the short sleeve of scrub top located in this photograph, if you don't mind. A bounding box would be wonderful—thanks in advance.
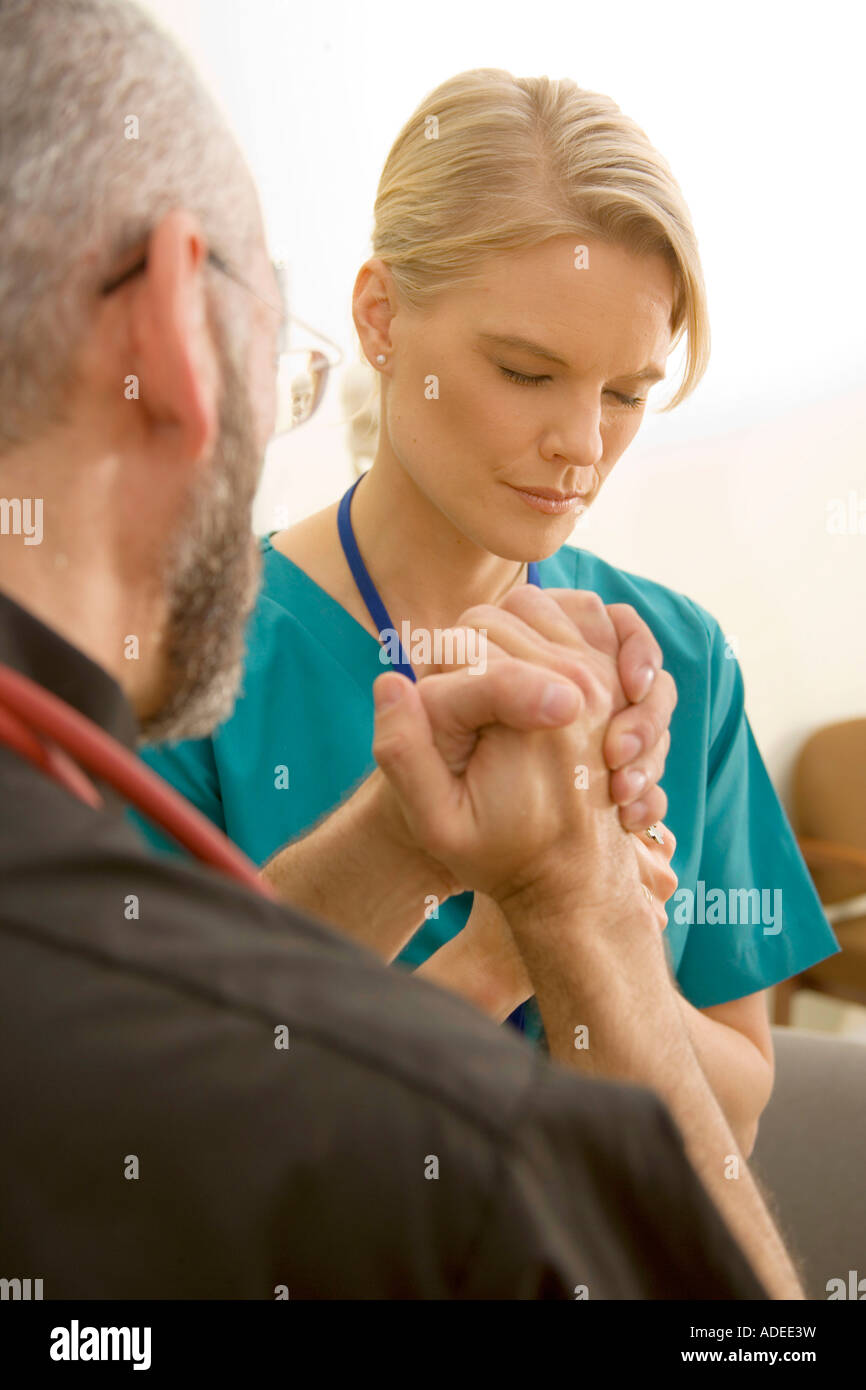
[130,535,840,1043]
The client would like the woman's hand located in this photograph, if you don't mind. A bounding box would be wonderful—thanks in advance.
[497,589,677,834]
[422,890,532,1023]
[632,821,678,932]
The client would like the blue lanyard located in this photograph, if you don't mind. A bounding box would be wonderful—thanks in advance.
[337,476,541,677]
[337,474,541,1036]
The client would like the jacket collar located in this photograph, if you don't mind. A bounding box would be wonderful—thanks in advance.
[0,586,139,753]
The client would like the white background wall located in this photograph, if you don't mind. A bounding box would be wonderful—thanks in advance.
[142,0,866,800]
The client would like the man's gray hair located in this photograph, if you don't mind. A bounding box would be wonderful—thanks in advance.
[0,0,260,451]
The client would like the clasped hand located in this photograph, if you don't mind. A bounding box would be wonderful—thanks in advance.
[373,585,677,916]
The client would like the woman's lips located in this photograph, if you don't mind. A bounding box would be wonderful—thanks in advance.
[508,484,586,516]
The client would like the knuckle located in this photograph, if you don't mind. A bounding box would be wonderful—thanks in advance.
[611,603,663,666]
[371,727,412,765]
[644,787,668,823]
[581,590,607,616]
[654,861,678,901]
[416,671,446,708]
[609,602,635,622]
[645,732,670,779]
[578,662,614,710]
[637,625,663,666]
[493,655,535,700]
[421,822,456,863]
[645,692,674,746]
[540,645,587,683]
[506,589,573,637]
[501,585,542,614]
[551,588,605,622]
[626,603,649,629]
[456,602,500,630]
[658,668,678,711]
[627,706,661,750]
[497,654,525,683]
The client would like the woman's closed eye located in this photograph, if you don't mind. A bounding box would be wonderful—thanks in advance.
[497,364,645,409]
[499,364,552,388]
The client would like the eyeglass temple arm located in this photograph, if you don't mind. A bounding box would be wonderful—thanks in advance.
[288,314,344,367]
[273,262,343,367]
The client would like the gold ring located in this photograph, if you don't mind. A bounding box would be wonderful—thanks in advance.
[645,823,664,845]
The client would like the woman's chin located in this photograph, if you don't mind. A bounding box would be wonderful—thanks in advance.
[486,508,585,563]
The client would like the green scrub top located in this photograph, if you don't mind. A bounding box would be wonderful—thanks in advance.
[130,535,840,1043]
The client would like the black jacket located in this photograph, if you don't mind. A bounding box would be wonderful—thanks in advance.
[0,588,767,1298]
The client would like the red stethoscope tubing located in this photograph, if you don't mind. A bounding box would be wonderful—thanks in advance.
[0,661,275,900]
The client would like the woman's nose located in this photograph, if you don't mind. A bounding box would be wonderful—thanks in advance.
[540,402,605,477]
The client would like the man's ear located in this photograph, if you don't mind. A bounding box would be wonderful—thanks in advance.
[129,209,221,462]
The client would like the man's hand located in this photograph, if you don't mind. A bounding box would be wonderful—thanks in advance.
[263,641,589,956]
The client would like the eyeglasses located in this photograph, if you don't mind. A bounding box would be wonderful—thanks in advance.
[100,248,342,437]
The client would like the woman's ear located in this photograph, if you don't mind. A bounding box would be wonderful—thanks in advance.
[352,258,395,366]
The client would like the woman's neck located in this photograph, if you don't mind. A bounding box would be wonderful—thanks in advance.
[349,458,527,632]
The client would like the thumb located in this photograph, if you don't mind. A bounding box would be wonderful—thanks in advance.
[371,673,458,848]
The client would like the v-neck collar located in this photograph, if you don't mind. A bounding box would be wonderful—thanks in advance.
[261,533,385,690]
[259,531,558,691]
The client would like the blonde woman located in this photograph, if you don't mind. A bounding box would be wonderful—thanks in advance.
[134,70,838,1153]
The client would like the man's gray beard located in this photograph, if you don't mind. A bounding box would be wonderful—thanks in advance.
[139,337,263,746]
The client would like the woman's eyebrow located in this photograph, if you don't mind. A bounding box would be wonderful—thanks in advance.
[628,364,667,384]
[478,332,571,366]
[477,331,666,382]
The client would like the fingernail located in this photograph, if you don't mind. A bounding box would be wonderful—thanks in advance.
[539,680,577,722]
[616,734,642,765]
[622,769,647,795]
[636,665,656,699]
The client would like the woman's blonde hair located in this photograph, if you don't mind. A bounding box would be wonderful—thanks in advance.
[369,68,709,413]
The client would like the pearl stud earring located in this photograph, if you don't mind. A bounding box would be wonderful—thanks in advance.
[375,353,386,365]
